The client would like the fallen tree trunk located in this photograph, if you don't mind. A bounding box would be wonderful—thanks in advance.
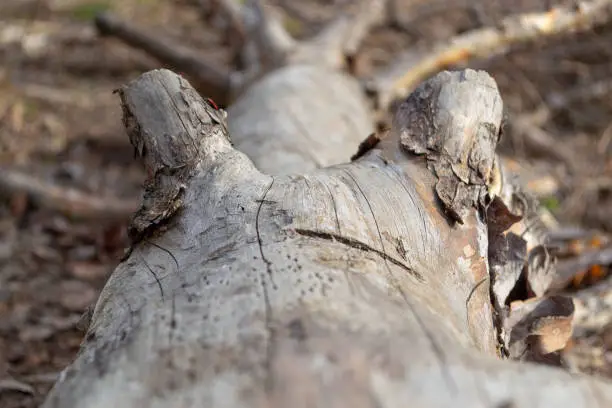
[43,67,612,407]
[43,1,612,407]
[227,64,373,174]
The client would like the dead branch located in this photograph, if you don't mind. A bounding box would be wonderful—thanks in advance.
[0,0,46,18]
[552,248,612,291]
[93,3,296,103]
[547,77,612,110]
[0,168,138,221]
[94,12,231,106]
[242,0,296,68]
[93,0,394,104]
[548,227,605,244]
[294,0,389,71]
[23,48,154,77]
[19,84,95,107]
[0,378,35,396]
[561,177,612,224]
[42,68,612,408]
[366,0,612,111]
[572,275,612,336]
[339,0,388,58]
[200,0,247,46]
[510,111,576,166]
[544,229,611,291]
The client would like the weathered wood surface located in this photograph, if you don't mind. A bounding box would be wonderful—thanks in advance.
[42,68,612,408]
[228,65,373,174]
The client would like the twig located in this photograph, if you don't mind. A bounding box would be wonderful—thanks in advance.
[220,0,389,73]
[561,177,612,222]
[547,227,604,244]
[547,78,612,110]
[24,48,154,76]
[366,0,612,111]
[20,372,60,384]
[510,111,575,166]
[571,274,612,336]
[341,0,388,57]
[0,378,35,395]
[94,12,231,106]
[551,247,612,291]
[19,84,94,107]
[0,168,138,221]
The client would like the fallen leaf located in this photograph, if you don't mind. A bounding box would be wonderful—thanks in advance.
[503,295,574,364]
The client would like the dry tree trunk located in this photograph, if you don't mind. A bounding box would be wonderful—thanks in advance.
[43,1,612,407]
[43,67,612,408]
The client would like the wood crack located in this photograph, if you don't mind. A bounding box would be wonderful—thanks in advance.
[254,178,277,395]
[322,178,342,234]
[138,249,164,299]
[342,168,458,395]
[293,228,423,282]
[383,164,430,256]
[146,240,180,273]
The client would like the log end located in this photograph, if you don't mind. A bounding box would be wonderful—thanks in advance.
[116,69,239,246]
[388,69,504,224]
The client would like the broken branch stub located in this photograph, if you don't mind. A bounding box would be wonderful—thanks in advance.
[116,70,240,246]
[393,69,502,224]
[44,69,612,408]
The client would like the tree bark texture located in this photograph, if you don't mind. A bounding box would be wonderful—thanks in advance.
[43,67,612,408]
[227,65,373,174]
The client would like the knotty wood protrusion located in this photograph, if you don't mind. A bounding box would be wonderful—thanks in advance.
[44,69,612,408]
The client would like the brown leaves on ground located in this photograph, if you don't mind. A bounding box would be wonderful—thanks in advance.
[0,210,128,408]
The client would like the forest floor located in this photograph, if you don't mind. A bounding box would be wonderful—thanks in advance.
[1,0,612,407]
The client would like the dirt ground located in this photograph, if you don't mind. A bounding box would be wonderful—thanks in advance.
[1,1,612,407]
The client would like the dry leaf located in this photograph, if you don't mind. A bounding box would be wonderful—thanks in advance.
[503,295,574,364]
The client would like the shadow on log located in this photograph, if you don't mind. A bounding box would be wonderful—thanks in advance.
[42,68,612,408]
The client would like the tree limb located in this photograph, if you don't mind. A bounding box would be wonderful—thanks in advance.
[0,167,138,221]
[42,68,612,408]
[293,0,389,71]
[242,0,296,68]
[94,12,232,106]
[366,0,612,111]
[200,0,247,46]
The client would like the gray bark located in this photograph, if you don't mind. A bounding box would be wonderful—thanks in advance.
[42,66,612,408]
[228,65,373,175]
